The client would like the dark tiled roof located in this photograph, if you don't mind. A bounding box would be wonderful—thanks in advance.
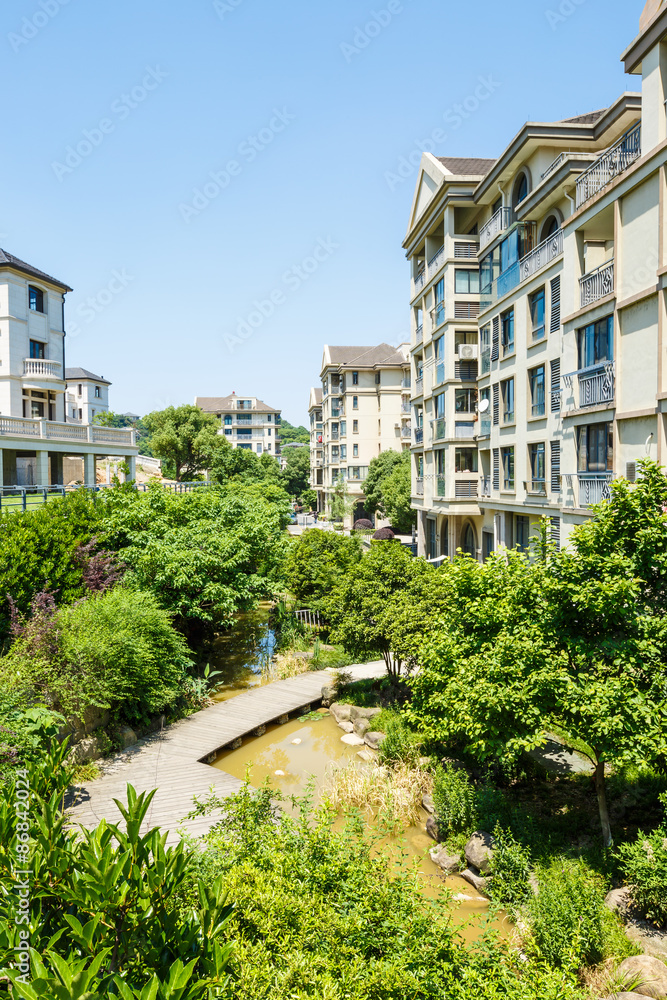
[196,395,280,414]
[65,367,110,384]
[327,344,407,368]
[437,157,496,175]
[559,109,607,125]
[0,248,72,291]
[312,388,323,404]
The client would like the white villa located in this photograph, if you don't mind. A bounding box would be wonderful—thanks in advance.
[0,249,137,487]
[196,393,282,456]
[65,368,111,424]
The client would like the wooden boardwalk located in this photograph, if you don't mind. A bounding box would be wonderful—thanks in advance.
[67,662,385,845]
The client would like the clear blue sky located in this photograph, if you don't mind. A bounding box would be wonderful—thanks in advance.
[1,0,639,425]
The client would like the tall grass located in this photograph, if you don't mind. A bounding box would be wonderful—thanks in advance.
[326,762,432,830]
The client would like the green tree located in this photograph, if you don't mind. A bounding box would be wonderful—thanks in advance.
[281,447,311,497]
[381,451,416,534]
[300,488,318,510]
[363,450,404,520]
[286,529,362,602]
[330,474,355,525]
[144,406,221,482]
[277,419,310,445]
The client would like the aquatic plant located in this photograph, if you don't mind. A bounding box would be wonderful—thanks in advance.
[325,761,432,830]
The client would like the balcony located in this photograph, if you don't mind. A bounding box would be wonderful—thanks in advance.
[402,375,412,390]
[434,361,445,386]
[431,417,446,442]
[479,207,513,252]
[415,377,424,396]
[565,362,615,408]
[541,152,566,181]
[430,301,445,329]
[454,480,479,499]
[401,424,412,440]
[434,474,446,498]
[480,476,491,497]
[576,124,641,209]
[478,417,491,438]
[428,246,445,276]
[415,324,423,345]
[330,430,340,441]
[415,477,424,497]
[23,359,62,379]
[455,421,476,440]
[414,269,426,293]
[580,260,614,308]
[577,472,614,506]
[0,415,135,448]
[480,350,491,376]
[524,480,547,497]
[331,407,345,418]
[414,428,424,446]
[401,400,411,414]
[520,229,564,283]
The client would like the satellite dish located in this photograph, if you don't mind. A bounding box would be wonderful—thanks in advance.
[478,399,490,414]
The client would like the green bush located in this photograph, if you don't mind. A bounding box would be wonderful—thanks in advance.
[0,588,191,724]
[528,856,631,968]
[617,828,667,927]
[378,713,423,768]
[488,825,531,908]
[285,528,362,602]
[432,763,477,835]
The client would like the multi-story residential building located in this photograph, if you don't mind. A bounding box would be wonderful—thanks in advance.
[405,0,666,560]
[196,393,281,455]
[65,368,111,424]
[308,387,324,509]
[0,249,137,486]
[316,344,411,522]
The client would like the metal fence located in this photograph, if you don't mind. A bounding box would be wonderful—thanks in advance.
[0,481,213,512]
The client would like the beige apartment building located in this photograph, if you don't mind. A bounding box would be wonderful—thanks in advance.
[308,387,324,510]
[196,393,281,456]
[404,0,667,560]
[311,344,411,522]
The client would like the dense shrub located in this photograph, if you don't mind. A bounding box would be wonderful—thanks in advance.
[617,827,667,927]
[353,518,373,530]
[285,527,362,602]
[372,526,395,541]
[488,825,532,908]
[0,588,191,724]
[378,713,423,768]
[432,763,477,836]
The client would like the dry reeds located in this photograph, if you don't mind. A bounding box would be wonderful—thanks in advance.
[326,761,433,829]
[261,652,312,684]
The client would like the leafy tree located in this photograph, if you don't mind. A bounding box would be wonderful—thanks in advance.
[280,446,311,497]
[382,450,416,534]
[286,529,362,602]
[209,438,281,486]
[144,405,220,482]
[363,450,404,520]
[277,419,309,445]
[300,488,318,510]
[330,474,355,524]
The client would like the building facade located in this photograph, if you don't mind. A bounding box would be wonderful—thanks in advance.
[0,249,137,486]
[65,368,111,424]
[196,393,281,455]
[308,387,324,508]
[405,1,667,560]
[316,344,411,522]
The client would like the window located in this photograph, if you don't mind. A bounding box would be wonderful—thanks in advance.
[530,288,545,340]
[529,365,546,417]
[427,520,437,560]
[238,400,252,410]
[483,531,494,559]
[515,515,530,552]
[529,443,546,490]
[455,448,478,473]
[501,309,514,355]
[578,423,613,473]
[94,386,101,398]
[77,384,82,396]
[455,269,480,294]
[455,388,476,413]
[340,420,346,436]
[353,396,359,410]
[513,172,529,208]
[577,316,613,369]
[480,325,491,373]
[501,378,515,423]
[352,371,359,385]
[268,428,272,436]
[434,277,444,303]
[434,336,445,384]
[29,340,45,359]
[224,429,232,436]
[332,446,339,459]
[462,523,476,557]
[256,444,263,454]
[542,215,560,240]
[224,415,232,425]
[340,445,347,459]
[502,447,515,490]
[78,408,83,421]
[375,372,381,385]
[29,286,44,312]
[550,276,561,332]
[353,420,359,433]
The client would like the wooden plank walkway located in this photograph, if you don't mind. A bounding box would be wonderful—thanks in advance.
[67,662,386,845]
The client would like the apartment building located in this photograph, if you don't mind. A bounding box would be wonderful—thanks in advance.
[0,249,137,486]
[315,344,411,522]
[308,387,324,510]
[65,368,110,424]
[196,393,281,455]
[405,0,667,560]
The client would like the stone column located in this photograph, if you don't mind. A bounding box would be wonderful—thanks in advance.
[51,452,64,486]
[83,452,96,486]
[127,455,137,482]
[36,450,50,486]
[0,448,3,489]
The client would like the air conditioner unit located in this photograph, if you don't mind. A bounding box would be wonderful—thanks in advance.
[458,345,479,360]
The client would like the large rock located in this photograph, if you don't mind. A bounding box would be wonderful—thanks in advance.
[617,956,667,999]
[426,816,439,842]
[465,832,495,874]
[606,889,667,961]
[321,685,337,707]
[364,732,385,750]
[422,793,435,815]
[68,736,100,765]
[349,706,382,722]
[330,703,352,723]
[353,718,370,738]
[338,721,354,734]
[118,726,138,749]
[430,847,460,873]
[603,993,649,999]
[341,733,366,747]
[460,868,489,894]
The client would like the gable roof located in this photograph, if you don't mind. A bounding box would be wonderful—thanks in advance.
[0,249,72,292]
[559,109,607,125]
[196,395,280,414]
[437,156,496,175]
[323,343,408,371]
[65,367,110,384]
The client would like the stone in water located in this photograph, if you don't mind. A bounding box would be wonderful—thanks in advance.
[341,734,365,747]
[274,770,286,776]
[291,738,302,745]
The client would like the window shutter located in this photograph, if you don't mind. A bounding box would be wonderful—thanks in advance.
[493,384,500,426]
[626,461,637,484]
[550,276,561,332]
[550,516,561,551]
[550,441,561,493]
[492,449,500,491]
[550,358,561,412]
[491,317,500,362]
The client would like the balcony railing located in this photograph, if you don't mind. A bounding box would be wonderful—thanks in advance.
[415,377,424,396]
[576,124,641,209]
[479,417,491,437]
[431,417,446,441]
[577,472,614,506]
[524,480,547,496]
[481,349,491,375]
[580,260,614,308]
[541,152,566,181]
[434,361,445,385]
[519,229,564,283]
[428,246,445,274]
[401,400,411,414]
[414,269,426,293]
[415,324,423,345]
[435,474,446,498]
[0,415,135,447]
[402,375,412,389]
[23,359,62,378]
[455,421,476,440]
[455,480,479,499]
[415,477,424,496]
[564,362,615,408]
[431,301,445,329]
[401,425,412,439]
[480,476,491,497]
[414,427,424,446]
[479,206,513,252]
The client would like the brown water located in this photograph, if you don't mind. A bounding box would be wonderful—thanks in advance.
[211,712,508,943]
[207,604,277,702]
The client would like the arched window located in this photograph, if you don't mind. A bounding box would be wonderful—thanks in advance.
[462,523,476,558]
[512,171,530,210]
[541,215,561,242]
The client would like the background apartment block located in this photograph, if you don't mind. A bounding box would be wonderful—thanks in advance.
[0,250,137,487]
[405,0,667,560]
[308,387,324,510]
[314,344,411,522]
[65,368,111,424]
[196,393,281,456]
